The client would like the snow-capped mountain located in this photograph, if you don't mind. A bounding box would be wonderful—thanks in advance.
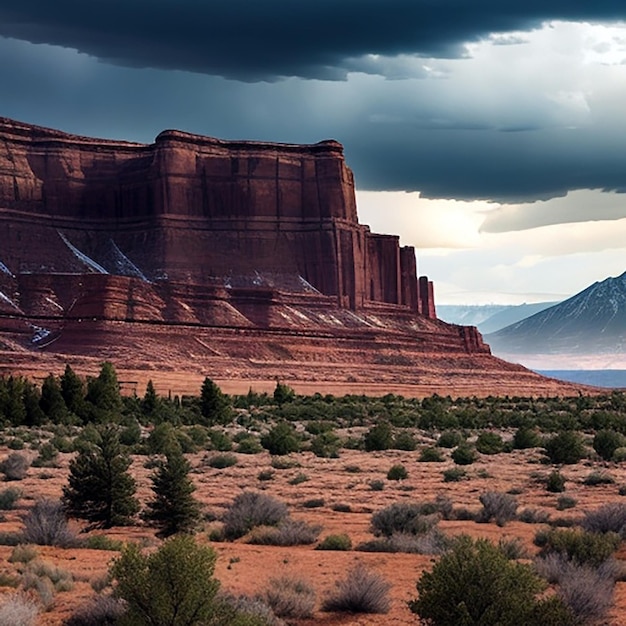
[486,271,626,355]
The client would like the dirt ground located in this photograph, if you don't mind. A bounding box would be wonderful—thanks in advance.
[1,442,625,625]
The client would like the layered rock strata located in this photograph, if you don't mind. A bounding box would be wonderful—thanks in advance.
[0,117,581,396]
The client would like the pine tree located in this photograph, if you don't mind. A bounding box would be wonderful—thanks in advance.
[60,364,85,418]
[141,379,159,418]
[85,361,122,420]
[40,374,69,423]
[143,444,201,537]
[62,425,139,528]
[200,377,232,425]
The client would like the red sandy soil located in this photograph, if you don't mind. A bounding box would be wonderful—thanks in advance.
[1,444,625,625]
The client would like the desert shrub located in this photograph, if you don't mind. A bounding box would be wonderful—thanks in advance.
[322,564,390,614]
[0,592,39,626]
[581,502,626,536]
[222,492,289,540]
[583,470,614,486]
[513,427,542,449]
[358,529,452,555]
[593,429,626,461]
[83,534,124,551]
[0,453,30,481]
[271,457,299,470]
[363,421,393,451]
[247,518,321,546]
[31,442,58,468]
[264,575,316,618]
[410,536,572,626]
[110,535,220,626]
[371,502,439,537]
[558,562,615,624]
[310,431,341,458]
[419,446,444,462]
[368,479,385,491]
[546,470,566,493]
[8,544,38,563]
[261,422,300,455]
[0,487,21,510]
[477,492,518,526]
[63,595,126,626]
[236,436,263,454]
[288,472,309,485]
[22,499,77,547]
[518,507,551,524]
[393,430,417,451]
[475,431,505,455]
[451,444,477,465]
[206,429,232,451]
[536,528,620,567]
[435,430,463,448]
[442,467,466,482]
[332,503,351,513]
[214,593,281,626]
[0,531,24,545]
[498,536,528,559]
[302,497,324,508]
[614,447,626,462]
[556,496,577,511]
[206,453,238,469]
[544,431,586,464]
[257,469,274,481]
[386,464,408,481]
[316,534,352,551]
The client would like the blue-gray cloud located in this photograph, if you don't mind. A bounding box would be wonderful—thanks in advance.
[0,1,625,80]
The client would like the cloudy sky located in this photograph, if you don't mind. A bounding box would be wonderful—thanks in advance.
[2,1,626,304]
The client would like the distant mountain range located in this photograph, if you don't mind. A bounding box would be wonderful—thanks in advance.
[483,271,626,370]
[438,302,557,334]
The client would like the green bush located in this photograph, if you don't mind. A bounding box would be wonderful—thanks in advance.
[0,487,21,510]
[513,427,542,449]
[419,446,444,462]
[236,436,263,454]
[363,421,393,451]
[544,431,586,465]
[593,429,626,461]
[546,470,566,493]
[583,471,614,486]
[436,430,464,448]
[386,464,408,481]
[110,535,221,626]
[310,431,341,458]
[316,534,352,551]
[475,432,505,455]
[410,536,574,625]
[556,496,577,511]
[443,467,466,482]
[451,444,477,465]
[535,528,620,567]
[393,430,417,451]
[369,479,385,491]
[261,422,300,455]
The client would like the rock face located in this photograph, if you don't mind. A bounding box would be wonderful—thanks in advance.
[0,117,583,396]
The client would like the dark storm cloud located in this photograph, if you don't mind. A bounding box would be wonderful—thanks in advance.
[0,0,625,80]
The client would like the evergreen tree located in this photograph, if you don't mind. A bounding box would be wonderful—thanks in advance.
[23,380,46,426]
[0,375,27,426]
[141,379,159,419]
[273,380,295,405]
[60,364,85,418]
[143,444,201,537]
[85,361,123,421]
[40,374,69,423]
[200,377,232,425]
[62,425,139,528]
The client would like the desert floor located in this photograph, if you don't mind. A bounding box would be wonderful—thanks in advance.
[1,441,626,625]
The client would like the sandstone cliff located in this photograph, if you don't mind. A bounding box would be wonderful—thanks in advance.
[0,117,581,397]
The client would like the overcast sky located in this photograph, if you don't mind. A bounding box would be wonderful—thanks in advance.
[1,1,626,303]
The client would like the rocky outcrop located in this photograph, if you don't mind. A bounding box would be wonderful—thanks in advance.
[0,117,585,397]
